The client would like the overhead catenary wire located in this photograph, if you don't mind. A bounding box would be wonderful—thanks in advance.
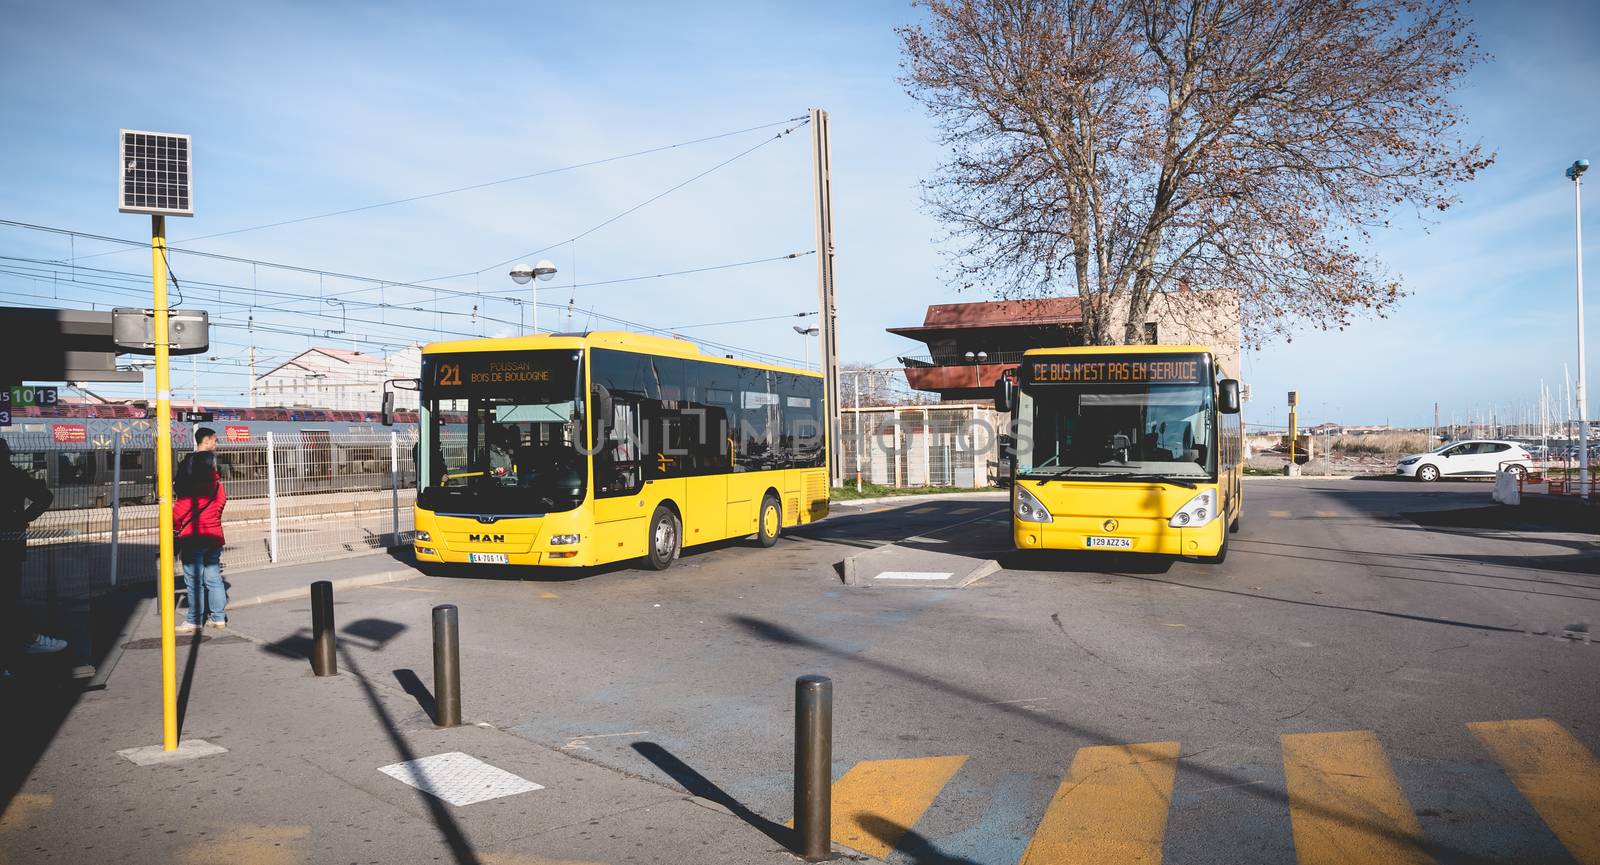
[65,115,808,261]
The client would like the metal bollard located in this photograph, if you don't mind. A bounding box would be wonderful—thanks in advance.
[310,580,337,677]
[432,604,461,727]
[794,674,833,861]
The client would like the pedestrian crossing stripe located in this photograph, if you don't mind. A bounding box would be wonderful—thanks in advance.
[1282,730,1432,865]
[952,507,980,514]
[1470,719,1600,864]
[794,720,1598,864]
[828,755,968,859]
[1020,741,1179,865]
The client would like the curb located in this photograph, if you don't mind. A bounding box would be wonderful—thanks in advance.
[227,567,422,610]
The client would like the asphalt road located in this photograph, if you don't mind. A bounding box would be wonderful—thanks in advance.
[20,478,1594,865]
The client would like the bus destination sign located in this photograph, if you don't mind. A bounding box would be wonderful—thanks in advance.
[425,351,571,398]
[1027,354,1206,386]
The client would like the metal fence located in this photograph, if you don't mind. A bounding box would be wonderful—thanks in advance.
[6,431,417,602]
[840,404,1005,488]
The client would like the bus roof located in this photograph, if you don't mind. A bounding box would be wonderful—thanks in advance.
[1022,344,1215,358]
[420,330,821,378]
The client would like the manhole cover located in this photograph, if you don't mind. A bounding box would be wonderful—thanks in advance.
[121,634,246,650]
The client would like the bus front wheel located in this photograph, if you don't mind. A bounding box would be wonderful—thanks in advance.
[757,494,782,548]
[646,506,680,571]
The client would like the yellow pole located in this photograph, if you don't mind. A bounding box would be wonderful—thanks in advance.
[153,215,178,751]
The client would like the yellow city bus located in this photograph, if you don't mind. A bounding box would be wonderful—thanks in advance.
[996,345,1243,562]
[390,331,829,570]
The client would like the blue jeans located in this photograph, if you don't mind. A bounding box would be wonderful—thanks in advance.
[180,547,225,625]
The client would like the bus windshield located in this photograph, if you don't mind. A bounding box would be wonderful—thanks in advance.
[420,349,586,515]
[1015,357,1215,483]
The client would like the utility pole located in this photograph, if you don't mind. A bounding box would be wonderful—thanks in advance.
[1433,401,1439,443]
[810,107,842,489]
[248,342,256,408]
[854,371,863,493]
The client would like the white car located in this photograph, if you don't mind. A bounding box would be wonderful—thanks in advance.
[1396,440,1534,482]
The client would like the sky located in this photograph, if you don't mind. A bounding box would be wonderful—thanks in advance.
[0,0,1596,430]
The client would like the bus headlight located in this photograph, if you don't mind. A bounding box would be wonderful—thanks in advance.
[1169,490,1217,527]
[414,531,431,542]
[549,533,581,545]
[1014,485,1053,523]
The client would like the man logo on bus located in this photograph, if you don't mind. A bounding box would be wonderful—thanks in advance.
[469,533,506,543]
[1103,519,1119,533]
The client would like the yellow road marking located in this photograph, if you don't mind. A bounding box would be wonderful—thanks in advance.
[176,824,309,865]
[1470,718,1600,864]
[1269,510,1293,518]
[952,507,980,514]
[908,507,936,514]
[787,755,967,859]
[0,793,51,833]
[538,591,560,599]
[1281,730,1432,865]
[1,793,52,864]
[1020,741,1180,865]
[1314,510,1341,518]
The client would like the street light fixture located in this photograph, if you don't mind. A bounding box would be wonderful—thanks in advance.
[1567,159,1589,495]
[794,325,820,366]
[508,259,559,334]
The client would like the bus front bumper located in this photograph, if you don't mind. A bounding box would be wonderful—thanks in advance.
[1013,516,1224,557]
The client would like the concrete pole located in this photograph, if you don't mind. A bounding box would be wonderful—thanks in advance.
[810,108,842,488]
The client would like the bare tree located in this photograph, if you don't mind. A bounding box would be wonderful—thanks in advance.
[899,0,1493,346]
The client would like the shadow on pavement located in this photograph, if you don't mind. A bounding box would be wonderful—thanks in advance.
[857,814,982,865]
[1,586,145,818]
[630,741,797,852]
[341,644,482,865]
[728,615,1503,865]
[393,668,437,724]
[998,549,1177,574]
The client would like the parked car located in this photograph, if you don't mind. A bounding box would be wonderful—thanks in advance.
[1396,440,1533,482]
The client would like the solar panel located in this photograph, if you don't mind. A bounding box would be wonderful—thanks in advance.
[118,129,193,216]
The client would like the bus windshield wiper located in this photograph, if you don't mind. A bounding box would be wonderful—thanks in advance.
[1093,472,1198,489]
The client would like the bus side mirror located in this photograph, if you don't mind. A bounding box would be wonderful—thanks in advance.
[381,390,395,427]
[994,378,1016,413]
[1219,379,1241,414]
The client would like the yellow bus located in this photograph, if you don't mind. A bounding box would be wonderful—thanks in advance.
[996,345,1243,562]
[390,331,830,570]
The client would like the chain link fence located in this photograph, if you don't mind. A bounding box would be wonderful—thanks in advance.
[6,430,417,603]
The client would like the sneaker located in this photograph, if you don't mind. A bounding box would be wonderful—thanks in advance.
[175,621,199,635]
[206,619,227,630]
[23,634,68,655]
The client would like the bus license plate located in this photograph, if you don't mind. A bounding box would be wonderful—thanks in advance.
[1085,536,1132,549]
[469,553,509,564]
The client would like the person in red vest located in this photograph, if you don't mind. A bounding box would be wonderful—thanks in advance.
[173,428,227,632]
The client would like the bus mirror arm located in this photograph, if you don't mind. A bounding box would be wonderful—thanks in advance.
[1218,379,1241,414]
[380,378,420,427]
[994,377,1016,413]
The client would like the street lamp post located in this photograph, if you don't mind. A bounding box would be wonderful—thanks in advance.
[964,350,989,389]
[794,325,820,366]
[509,260,559,334]
[1569,159,1590,495]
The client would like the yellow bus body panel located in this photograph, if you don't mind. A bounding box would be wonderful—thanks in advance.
[1010,344,1242,559]
[411,332,830,569]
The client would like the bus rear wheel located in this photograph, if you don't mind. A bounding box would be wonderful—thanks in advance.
[646,506,680,571]
[757,494,782,548]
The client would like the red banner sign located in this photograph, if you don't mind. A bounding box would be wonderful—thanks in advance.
[52,424,87,443]
[225,425,252,443]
